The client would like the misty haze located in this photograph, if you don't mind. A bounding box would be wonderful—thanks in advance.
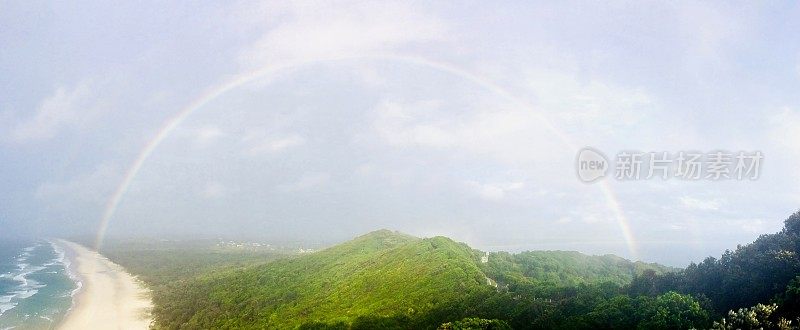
[2,1,800,329]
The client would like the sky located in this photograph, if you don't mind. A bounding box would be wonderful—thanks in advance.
[1,1,799,266]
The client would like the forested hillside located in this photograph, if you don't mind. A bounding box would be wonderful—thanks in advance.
[102,240,294,295]
[630,211,800,327]
[484,250,671,288]
[110,211,800,329]
[150,230,493,328]
[138,230,691,329]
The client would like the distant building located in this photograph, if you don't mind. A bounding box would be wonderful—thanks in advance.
[298,248,316,254]
[481,252,489,263]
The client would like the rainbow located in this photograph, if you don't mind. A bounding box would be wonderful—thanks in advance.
[93,54,639,259]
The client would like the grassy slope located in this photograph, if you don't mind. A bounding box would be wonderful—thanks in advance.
[125,230,674,329]
[154,230,490,329]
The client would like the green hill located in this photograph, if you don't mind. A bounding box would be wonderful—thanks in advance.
[149,230,671,329]
[484,250,673,289]
[152,230,491,329]
[115,212,800,329]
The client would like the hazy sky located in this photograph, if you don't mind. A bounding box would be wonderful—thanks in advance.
[2,1,799,265]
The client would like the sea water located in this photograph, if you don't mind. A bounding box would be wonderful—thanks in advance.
[0,240,77,329]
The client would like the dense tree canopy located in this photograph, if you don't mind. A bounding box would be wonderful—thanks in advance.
[109,211,800,329]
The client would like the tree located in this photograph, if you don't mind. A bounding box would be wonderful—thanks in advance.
[774,276,800,322]
[710,303,796,330]
[783,211,800,236]
[438,318,511,330]
[586,295,637,329]
[637,292,709,330]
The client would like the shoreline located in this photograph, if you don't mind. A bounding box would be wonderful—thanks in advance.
[53,240,152,330]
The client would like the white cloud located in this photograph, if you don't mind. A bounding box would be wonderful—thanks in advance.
[277,172,330,192]
[193,126,224,146]
[738,218,766,233]
[523,68,656,143]
[36,165,119,205]
[581,214,602,224]
[200,182,226,199]
[769,107,800,153]
[668,224,686,231]
[674,3,745,59]
[679,196,723,211]
[465,181,525,201]
[796,54,800,77]
[370,99,562,164]
[767,107,800,185]
[354,163,376,177]
[10,83,91,142]
[238,1,446,67]
[372,100,455,148]
[242,130,305,156]
[175,126,225,149]
[556,216,572,224]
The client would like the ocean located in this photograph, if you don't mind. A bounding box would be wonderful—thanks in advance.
[0,240,77,330]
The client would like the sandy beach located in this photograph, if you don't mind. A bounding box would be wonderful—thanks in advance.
[56,240,152,330]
